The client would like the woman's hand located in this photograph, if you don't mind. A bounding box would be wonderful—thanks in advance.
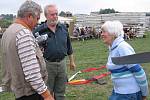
[142,96,146,100]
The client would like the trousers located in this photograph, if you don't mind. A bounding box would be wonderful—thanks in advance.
[46,59,67,100]
[16,93,43,100]
[109,90,142,100]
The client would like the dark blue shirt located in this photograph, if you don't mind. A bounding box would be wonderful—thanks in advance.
[33,22,73,61]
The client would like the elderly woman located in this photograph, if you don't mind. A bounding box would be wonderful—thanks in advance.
[101,20,148,100]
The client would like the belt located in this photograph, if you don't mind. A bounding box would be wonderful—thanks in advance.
[47,57,64,62]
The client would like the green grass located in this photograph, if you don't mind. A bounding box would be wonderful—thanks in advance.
[0,32,150,100]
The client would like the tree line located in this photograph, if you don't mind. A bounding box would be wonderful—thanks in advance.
[0,14,16,28]
[99,8,119,14]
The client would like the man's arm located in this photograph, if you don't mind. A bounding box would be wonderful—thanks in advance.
[16,29,54,100]
[66,29,76,71]
[68,54,76,70]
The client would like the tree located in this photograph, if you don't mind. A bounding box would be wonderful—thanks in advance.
[1,14,15,20]
[0,19,12,28]
[0,14,15,28]
[59,11,73,17]
[59,11,66,17]
[146,12,150,16]
[99,8,119,14]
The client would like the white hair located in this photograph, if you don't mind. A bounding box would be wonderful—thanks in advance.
[44,4,57,17]
[17,0,42,18]
[101,20,124,38]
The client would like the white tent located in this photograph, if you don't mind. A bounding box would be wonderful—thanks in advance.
[39,13,73,23]
[58,16,73,23]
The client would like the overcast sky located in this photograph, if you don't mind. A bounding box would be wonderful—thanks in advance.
[0,0,150,15]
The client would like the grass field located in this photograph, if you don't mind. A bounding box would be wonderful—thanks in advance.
[0,32,150,100]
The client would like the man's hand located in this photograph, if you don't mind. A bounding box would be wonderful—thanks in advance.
[69,61,76,71]
[68,54,76,71]
[41,89,54,100]
[45,95,54,100]
[142,96,146,100]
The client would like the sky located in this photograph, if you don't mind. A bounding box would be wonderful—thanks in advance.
[0,0,150,15]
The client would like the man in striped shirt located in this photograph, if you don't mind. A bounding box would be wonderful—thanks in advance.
[1,1,54,100]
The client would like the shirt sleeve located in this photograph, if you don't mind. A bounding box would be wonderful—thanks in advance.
[67,33,73,55]
[16,29,47,94]
[128,64,149,96]
[118,41,135,56]
[118,42,149,96]
[118,41,137,67]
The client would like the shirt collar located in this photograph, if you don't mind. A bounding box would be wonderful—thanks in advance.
[110,37,124,51]
[14,18,31,31]
[45,21,61,28]
[57,22,61,27]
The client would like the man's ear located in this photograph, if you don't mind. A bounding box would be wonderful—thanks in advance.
[26,13,33,19]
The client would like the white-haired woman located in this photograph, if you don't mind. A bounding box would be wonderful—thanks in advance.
[101,20,148,100]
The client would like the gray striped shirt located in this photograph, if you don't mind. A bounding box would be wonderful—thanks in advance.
[16,28,47,94]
